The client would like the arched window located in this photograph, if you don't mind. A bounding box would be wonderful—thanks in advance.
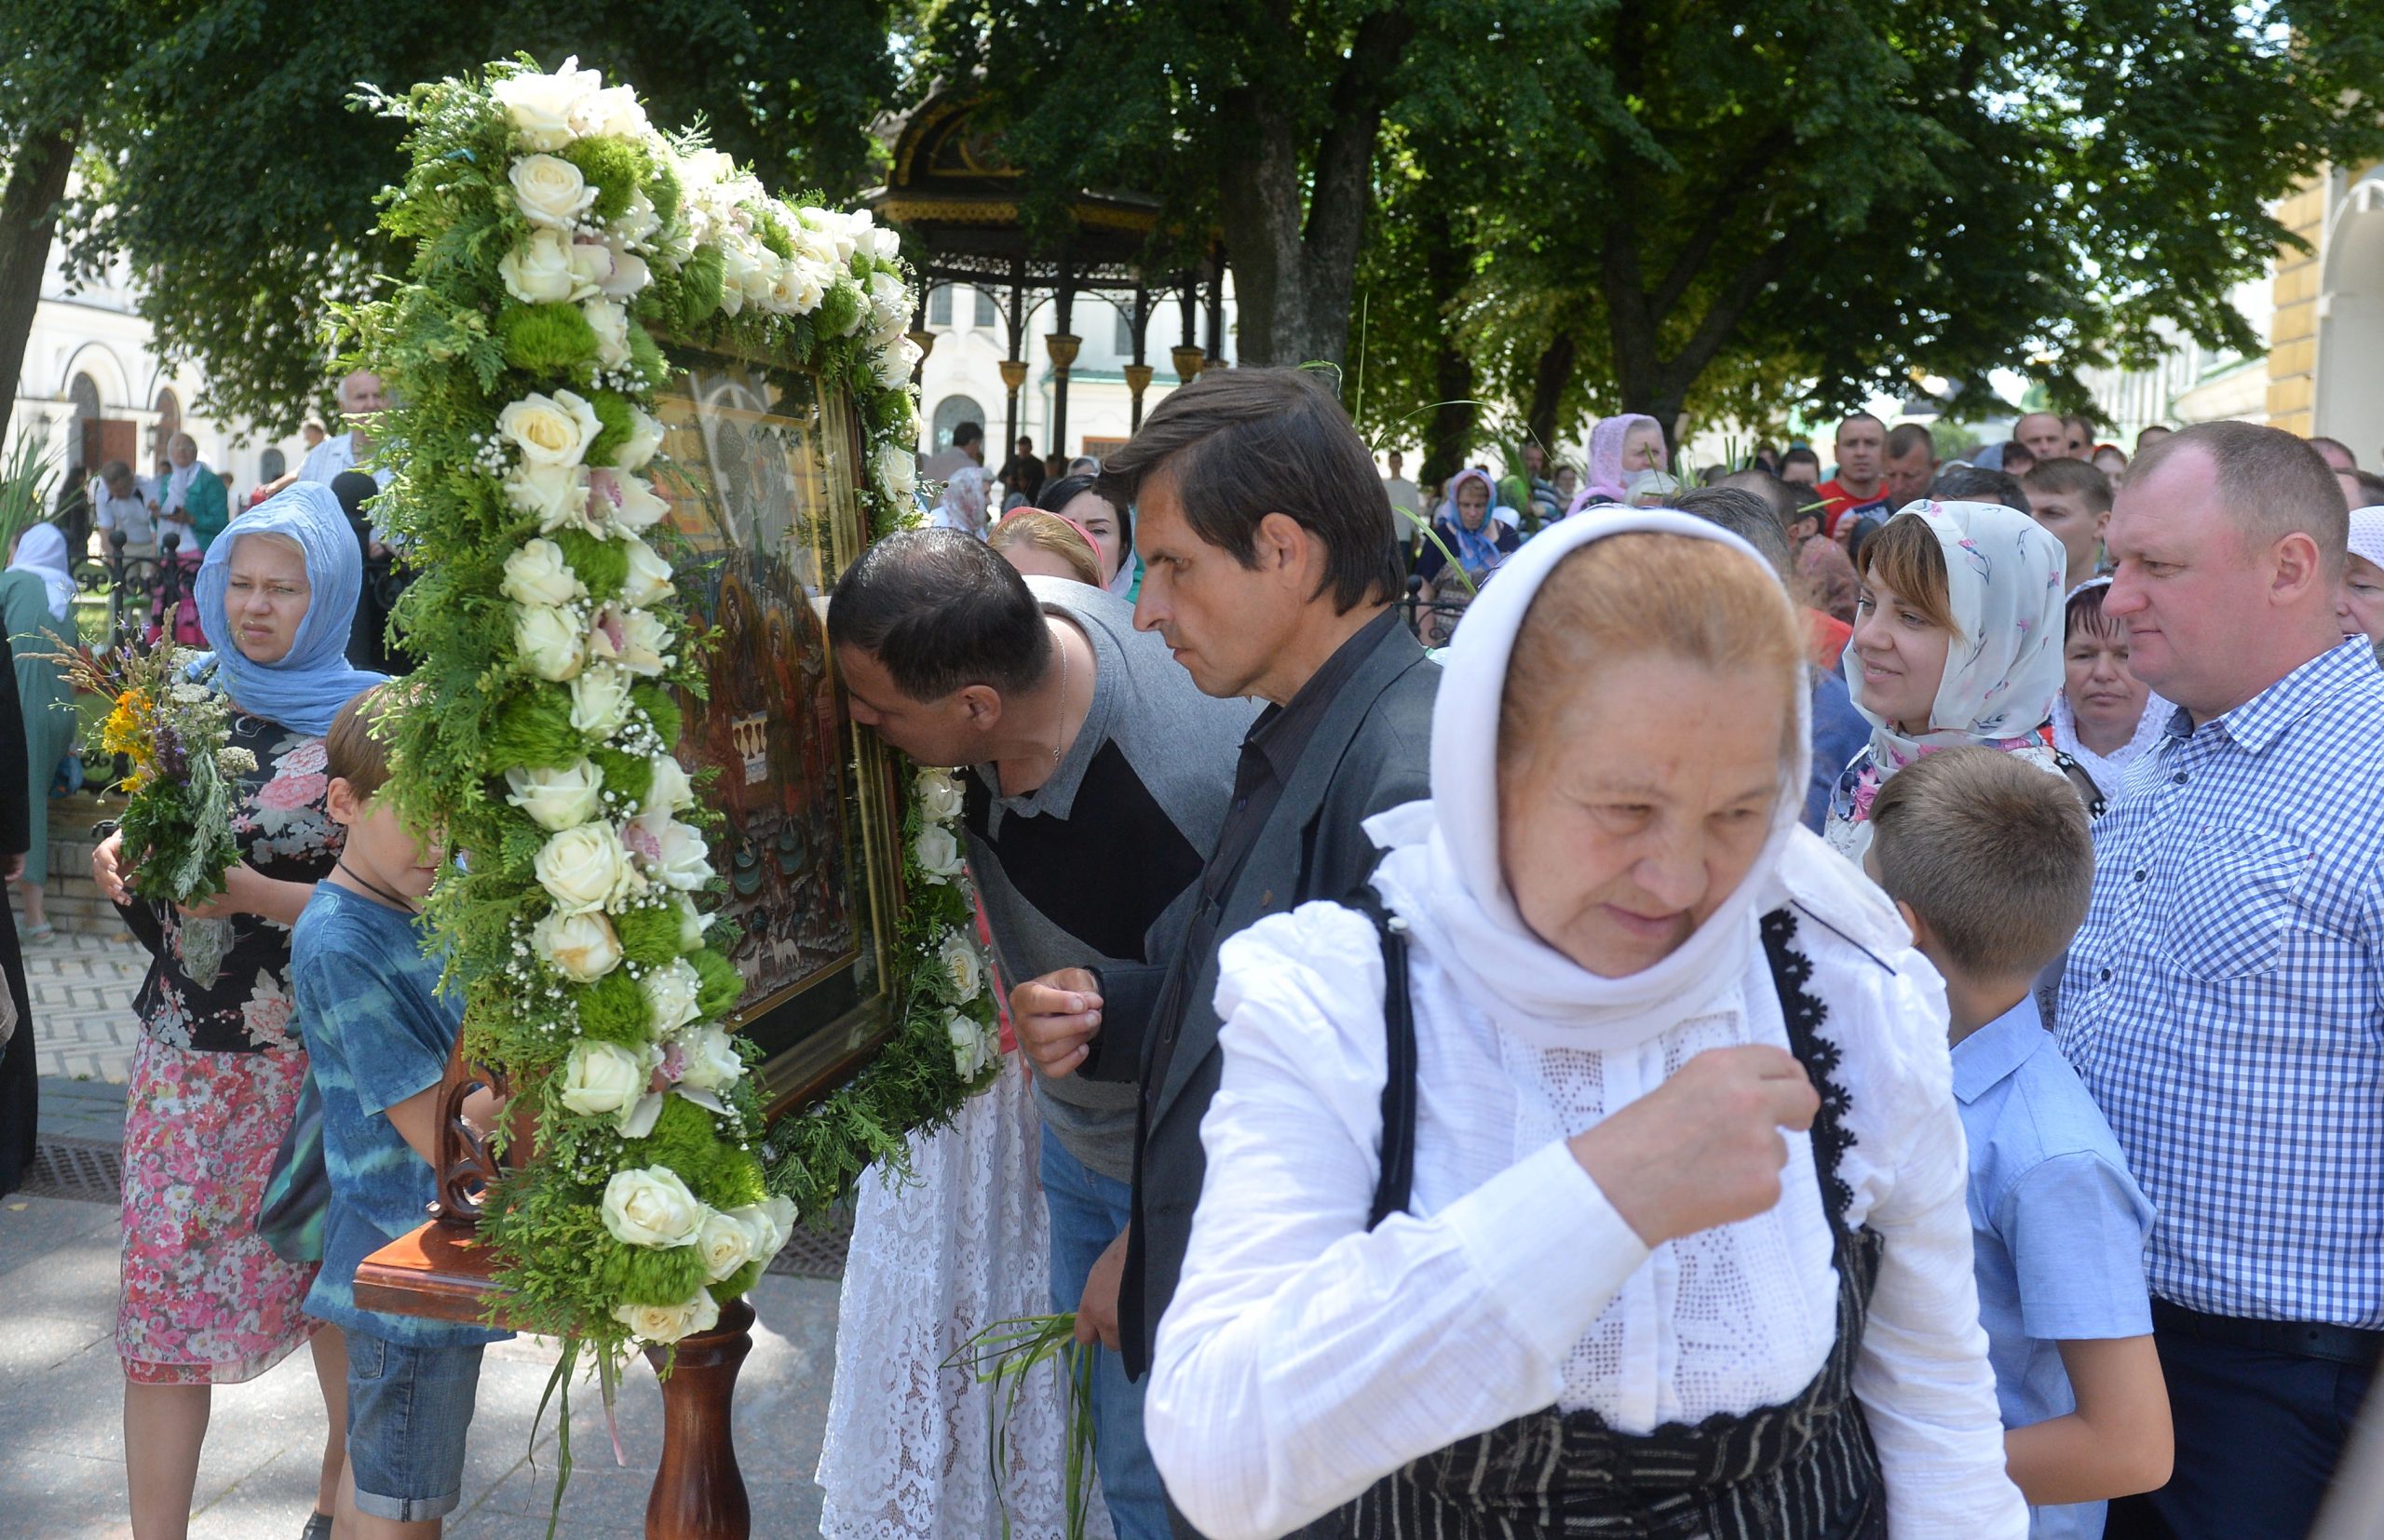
[66,373,101,477]
[928,284,953,328]
[931,395,987,453]
[260,447,286,481]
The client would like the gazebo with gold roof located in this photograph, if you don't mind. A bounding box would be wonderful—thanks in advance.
[863,88,1226,454]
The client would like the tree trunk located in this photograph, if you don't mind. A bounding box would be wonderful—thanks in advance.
[1218,8,1415,368]
[1524,331,1578,453]
[0,127,79,451]
[1421,343,1473,494]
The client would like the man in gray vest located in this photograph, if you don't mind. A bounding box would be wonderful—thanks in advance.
[829,530,1255,1540]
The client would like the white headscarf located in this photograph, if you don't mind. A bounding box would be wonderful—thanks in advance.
[1368,509,1814,1051]
[929,465,991,538]
[1843,499,2066,776]
[2049,576,2173,797]
[7,523,75,622]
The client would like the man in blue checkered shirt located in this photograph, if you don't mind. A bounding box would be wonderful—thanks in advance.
[2057,421,2380,1539]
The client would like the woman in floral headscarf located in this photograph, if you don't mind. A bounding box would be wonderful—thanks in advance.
[928,463,992,539]
[1824,500,2072,862]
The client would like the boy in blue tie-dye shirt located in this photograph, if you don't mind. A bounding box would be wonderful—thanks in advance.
[293,686,506,1537]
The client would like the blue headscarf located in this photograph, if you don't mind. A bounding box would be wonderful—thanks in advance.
[193,480,388,736]
[1437,468,1510,582]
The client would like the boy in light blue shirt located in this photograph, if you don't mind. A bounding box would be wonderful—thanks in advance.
[295,687,507,1537]
[1868,747,2170,1537]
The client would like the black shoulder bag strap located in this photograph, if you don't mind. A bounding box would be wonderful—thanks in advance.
[1343,886,1417,1230]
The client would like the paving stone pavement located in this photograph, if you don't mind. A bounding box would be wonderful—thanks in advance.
[9,930,848,1536]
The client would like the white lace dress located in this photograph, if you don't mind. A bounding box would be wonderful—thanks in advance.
[818,1051,1116,1539]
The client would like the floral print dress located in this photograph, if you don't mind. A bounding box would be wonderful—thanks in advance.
[117,712,344,1385]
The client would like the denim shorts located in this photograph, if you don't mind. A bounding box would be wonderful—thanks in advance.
[345,1333,486,1521]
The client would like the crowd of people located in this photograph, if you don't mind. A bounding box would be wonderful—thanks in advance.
[2,339,2377,1540]
[821,371,2383,1540]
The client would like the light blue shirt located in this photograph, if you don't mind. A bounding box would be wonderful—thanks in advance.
[2059,640,2384,1328]
[1955,993,2156,1540]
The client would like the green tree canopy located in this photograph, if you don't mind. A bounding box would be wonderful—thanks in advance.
[40,1,903,435]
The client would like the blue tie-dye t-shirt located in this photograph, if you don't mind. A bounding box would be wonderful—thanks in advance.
[292,880,508,1346]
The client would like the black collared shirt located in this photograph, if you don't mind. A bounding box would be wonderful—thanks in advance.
[1145,607,1403,1075]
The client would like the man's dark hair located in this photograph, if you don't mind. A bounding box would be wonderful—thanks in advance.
[1674,486,1795,581]
[1718,468,1804,528]
[1929,465,2032,515]
[1095,367,1401,613]
[2132,419,2349,576]
[827,527,1052,701]
[1998,441,2037,473]
[1836,412,1885,438]
[951,421,984,449]
[2310,435,2357,468]
[1781,446,1822,473]
[1885,423,1937,460]
[2351,469,2384,510]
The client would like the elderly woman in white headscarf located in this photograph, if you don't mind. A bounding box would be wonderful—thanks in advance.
[1826,500,2072,862]
[928,463,992,539]
[1146,512,2023,1539]
[0,524,76,935]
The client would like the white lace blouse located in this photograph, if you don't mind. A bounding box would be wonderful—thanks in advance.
[1145,855,2025,1540]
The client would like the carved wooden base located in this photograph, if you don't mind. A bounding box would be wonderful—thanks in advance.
[357,1224,761,1540]
[645,1298,757,1540]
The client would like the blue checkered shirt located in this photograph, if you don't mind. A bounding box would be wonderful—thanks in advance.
[2058,639,2384,1329]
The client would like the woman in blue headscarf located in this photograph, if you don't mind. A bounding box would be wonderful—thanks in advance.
[1416,468,1522,605]
[90,480,386,1538]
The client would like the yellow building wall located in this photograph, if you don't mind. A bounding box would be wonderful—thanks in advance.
[2267,176,2328,436]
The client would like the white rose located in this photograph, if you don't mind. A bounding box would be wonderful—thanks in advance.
[766,259,826,316]
[589,605,670,677]
[589,467,670,533]
[513,602,587,682]
[492,59,599,151]
[914,768,963,822]
[947,1007,991,1081]
[619,537,675,607]
[734,1194,798,1257]
[613,1289,720,1345]
[502,538,587,608]
[498,388,602,467]
[873,336,921,389]
[510,153,597,229]
[872,441,916,499]
[535,819,634,914]
[867,224,901,262]
[693,1208,756,1284]
[616,409,665,474]
[677,147,733,197]
[583,296,630,368]
[674,1022,745,1092]
[938,928,984,1003]
[614,190,661,248]
[506,760,605,831]
[639,814,712,891]
[569,664,634,737]
[601,1164,705,1249]
[499,228,578,304]
[566,237,614,297]
[532,907,623,981]
[913,824,964,884]
[643,956,704,1034]
[558,1039,651,1118]
[867,271,910,341]
[600,244,651,300]
[570,85,651,141]
[502,461,593,535]
[674,894,713,951]
[645,753,694,815]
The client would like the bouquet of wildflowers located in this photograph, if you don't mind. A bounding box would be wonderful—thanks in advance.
[58,643,254,905]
